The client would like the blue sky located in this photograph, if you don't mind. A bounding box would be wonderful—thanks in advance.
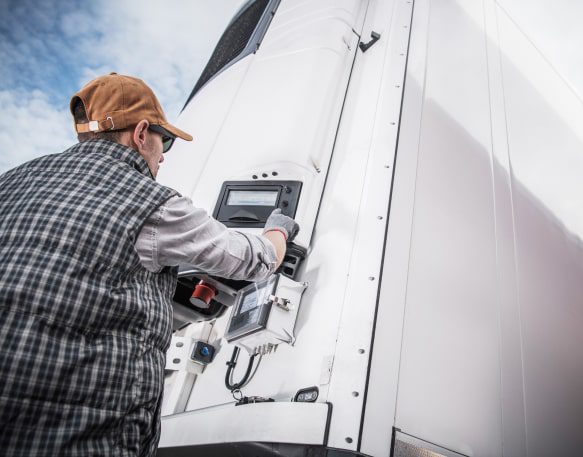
[0,0,244,173]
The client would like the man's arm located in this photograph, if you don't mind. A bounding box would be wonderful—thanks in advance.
[136,196,298,281]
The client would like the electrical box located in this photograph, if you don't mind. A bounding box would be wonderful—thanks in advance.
[224,274,307,355]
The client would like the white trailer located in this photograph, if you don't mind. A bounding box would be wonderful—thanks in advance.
[156,0,583,455]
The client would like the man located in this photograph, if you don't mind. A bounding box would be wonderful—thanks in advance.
[0,73,299,456]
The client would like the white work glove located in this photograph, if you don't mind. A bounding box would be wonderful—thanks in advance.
[263,209,300,242]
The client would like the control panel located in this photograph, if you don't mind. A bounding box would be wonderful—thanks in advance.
[213,180,302,228]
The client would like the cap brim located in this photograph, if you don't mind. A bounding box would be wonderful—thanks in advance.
[159,122,193,141]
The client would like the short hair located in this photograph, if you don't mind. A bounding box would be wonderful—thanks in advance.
[71,97,125,143]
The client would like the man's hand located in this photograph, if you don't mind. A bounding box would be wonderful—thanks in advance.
[262,209,300,241]
[262,209,300,269]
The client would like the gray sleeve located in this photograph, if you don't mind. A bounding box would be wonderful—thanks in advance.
[135,195,278,281]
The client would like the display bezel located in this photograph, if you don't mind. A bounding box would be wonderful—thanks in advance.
[213,180,302,228]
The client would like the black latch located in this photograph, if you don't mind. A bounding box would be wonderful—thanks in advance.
[359,31,381,53]
[276,242,307,280]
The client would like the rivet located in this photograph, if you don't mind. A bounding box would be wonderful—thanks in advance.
[369,276,375,281]
[384,165,390,168]
[346,437,353,444]
[377,216,383,220]
[352,391,360,397]
[173,358,180,364]
[396,85,401,88]
[176,342,184,348]
[390,122,396,125]
[358,349,365,354]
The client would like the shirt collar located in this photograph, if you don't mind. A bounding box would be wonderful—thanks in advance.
[83,138,154,180]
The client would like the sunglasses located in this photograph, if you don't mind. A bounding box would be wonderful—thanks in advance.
[149,124,176,153]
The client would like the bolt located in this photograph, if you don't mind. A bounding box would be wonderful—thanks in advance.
[377,216,383,220]
[369,276,375,281]
[358,349,365,354]
[352,391,360,397]
[346,437,353,444]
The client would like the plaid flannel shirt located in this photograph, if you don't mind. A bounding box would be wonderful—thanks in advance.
[0,139,178,456]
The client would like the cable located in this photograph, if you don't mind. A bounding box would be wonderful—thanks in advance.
[225,346,257,391]
[243,354,263,388]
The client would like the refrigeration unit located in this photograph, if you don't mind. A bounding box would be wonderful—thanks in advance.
[156,0,583,456]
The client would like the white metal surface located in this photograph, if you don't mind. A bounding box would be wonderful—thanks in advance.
[160,1,374,448]
[482,2,526,455]
[494,2,583,455]
[393,0,503,451]
[362,1,583,456]
[360,0,427,453]
[162,321,220,416]
[159,0,365,249]
[159,402,329,447]
[322,0,413,450]
[159,0,583,455]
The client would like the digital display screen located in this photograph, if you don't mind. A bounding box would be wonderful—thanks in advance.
[227,190,278,206]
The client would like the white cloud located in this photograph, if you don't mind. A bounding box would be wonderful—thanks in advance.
[66,0,246,119]
[0,0,245,173]
[0,90,76,173]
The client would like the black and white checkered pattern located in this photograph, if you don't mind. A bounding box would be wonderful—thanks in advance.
[0,139,178,456]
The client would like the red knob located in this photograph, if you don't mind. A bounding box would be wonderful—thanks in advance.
[189,281,217,309]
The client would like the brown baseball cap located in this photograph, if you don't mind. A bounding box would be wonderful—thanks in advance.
[70,72,192,142]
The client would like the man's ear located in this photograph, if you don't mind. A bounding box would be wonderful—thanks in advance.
[132,120,150,152]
